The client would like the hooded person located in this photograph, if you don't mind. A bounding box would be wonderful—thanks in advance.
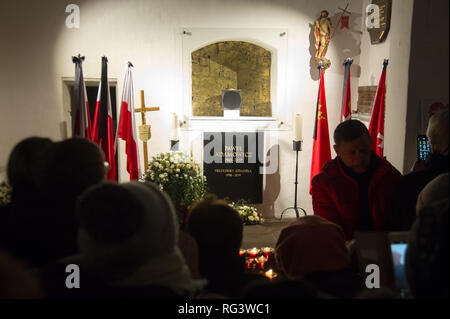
[275,215,364,298]
[41,181,201,298]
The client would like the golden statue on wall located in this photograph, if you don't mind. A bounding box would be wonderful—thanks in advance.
[314,10,332,69]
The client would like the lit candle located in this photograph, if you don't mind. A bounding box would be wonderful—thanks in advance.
[257,255,268,269]
[248,248,259,257]
[171,113,179,141]
[293,113,302,141]
[265,269,277,280]
[245,258,252,269]
[262,247,273,258]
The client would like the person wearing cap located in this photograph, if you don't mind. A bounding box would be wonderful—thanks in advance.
[41,181,201,298]
[274,216,365,298]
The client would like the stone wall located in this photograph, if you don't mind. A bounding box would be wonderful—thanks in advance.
[192,41,271,116]
[192,57,237,116]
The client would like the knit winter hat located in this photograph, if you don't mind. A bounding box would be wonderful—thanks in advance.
[76,181,179,280]
[275,215,351,279]
[416,173,449,215]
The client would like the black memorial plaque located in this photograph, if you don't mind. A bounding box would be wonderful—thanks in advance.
[203,132,263,203]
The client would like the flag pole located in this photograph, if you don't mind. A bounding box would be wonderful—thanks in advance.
[313,61,324,140]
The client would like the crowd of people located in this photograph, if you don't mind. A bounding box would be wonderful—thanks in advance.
[0,110,447,299]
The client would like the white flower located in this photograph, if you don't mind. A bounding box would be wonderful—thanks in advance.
[248,216,254,221]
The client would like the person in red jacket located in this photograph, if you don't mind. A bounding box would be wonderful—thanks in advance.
[311,120,403,240]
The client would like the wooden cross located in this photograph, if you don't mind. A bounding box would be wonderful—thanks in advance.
[135,90,160,172]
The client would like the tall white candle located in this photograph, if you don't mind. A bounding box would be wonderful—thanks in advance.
[293,113,302,141]
[172,113,179,141]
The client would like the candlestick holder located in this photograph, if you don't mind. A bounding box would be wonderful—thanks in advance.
[280,140,307,219]
[170,139,179,151]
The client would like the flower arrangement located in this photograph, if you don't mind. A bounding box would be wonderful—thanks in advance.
[0,182,12,206]
[230,200,264,225]
[142,152,208,222]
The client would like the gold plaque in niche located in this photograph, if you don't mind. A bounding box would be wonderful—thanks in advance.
[192,41,272,117]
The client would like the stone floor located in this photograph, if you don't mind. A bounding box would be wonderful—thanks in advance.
[241,217,295,249]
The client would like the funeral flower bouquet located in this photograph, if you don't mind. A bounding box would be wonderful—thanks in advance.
[142,152,208,222]
[230,201,264,225]
[0,182,12,206]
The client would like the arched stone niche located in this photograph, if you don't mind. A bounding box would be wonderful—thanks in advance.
[191,41,272,117]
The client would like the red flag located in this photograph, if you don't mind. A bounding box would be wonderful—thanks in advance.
[92,56,116,181]
[71,55,92,139]
[310,66,332,194]
[341,58,353,122]
[117,63,140,180]
[369,60,388,157]
[341,16,350,29]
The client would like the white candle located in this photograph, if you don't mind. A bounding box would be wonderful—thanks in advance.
[172,113,179,141]
[293,113,303,141]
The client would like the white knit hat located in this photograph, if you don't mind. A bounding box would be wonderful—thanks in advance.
[75,181,200,295]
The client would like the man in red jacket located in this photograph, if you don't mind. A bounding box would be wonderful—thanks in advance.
[311,120,403,240]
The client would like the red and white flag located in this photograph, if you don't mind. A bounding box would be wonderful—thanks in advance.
[92,56,116,181]
[117,63,140,180]
[71,55,92,139]
[369,59,388,157]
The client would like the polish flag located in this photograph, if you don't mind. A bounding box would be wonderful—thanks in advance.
[117,63,140,180]
[92,56,116,181]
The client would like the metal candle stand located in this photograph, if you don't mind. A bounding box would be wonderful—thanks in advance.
[279,140,307,219]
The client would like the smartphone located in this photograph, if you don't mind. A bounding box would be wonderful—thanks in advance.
[417,135,431,161]
[390,242,408,293]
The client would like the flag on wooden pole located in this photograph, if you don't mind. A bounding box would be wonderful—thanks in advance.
[71,54,92,139]
[92,56,116,180]
[117,62,140,180]
[341,58,353,122]
[369,59,388,157]
[310,64,332,194]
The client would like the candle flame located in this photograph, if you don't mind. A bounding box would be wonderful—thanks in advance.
[265,269,277,279]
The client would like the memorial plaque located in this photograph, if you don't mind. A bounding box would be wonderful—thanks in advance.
[203,132,263,203]
[368,0,392,44]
